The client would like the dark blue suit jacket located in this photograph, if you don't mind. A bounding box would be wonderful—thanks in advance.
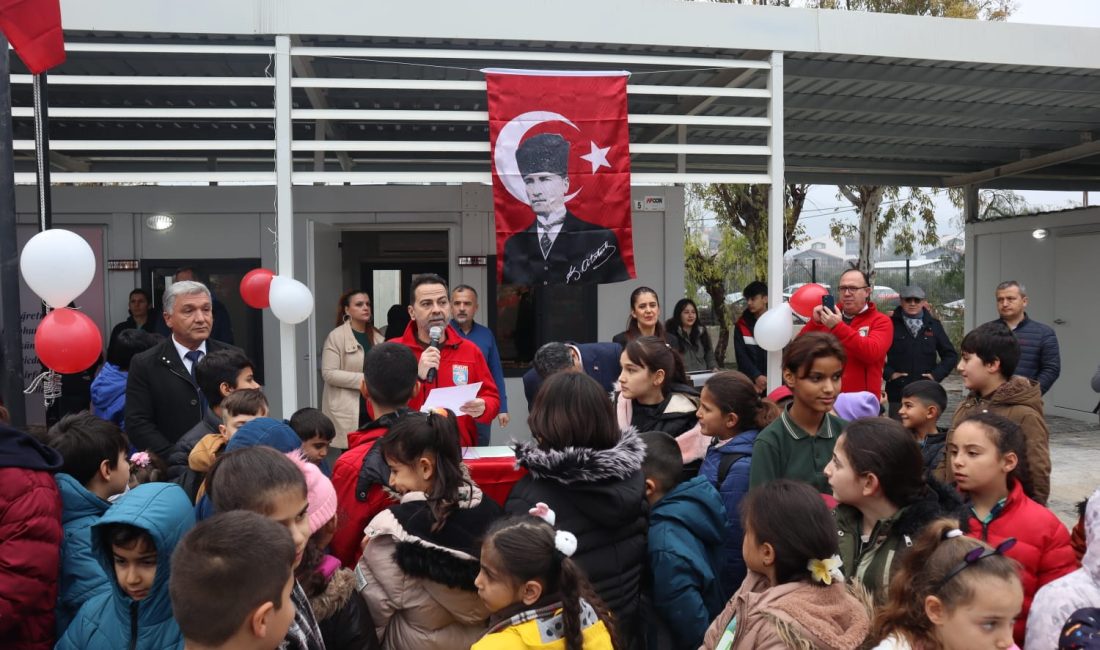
[523,342,623,409]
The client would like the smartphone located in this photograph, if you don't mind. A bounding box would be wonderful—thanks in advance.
[822,294,836,310]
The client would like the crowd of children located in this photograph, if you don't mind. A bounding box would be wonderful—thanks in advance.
[0,310,1094,650]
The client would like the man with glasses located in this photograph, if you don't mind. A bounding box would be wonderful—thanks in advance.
[883,285,958,417]
[800,268,894,395]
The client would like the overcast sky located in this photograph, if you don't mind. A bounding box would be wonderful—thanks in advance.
[796,0,1099,241]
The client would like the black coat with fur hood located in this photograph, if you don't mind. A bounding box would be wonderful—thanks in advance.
[506,428,649,642]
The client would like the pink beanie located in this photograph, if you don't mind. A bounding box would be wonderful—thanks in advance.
[287,452,338,535]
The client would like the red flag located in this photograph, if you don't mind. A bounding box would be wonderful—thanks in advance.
[0,0,65,74]
[486,70,635,286]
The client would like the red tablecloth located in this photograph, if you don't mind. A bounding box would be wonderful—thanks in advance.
[465,451,526,507]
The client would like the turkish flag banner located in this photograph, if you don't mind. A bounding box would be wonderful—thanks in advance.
[0,0,66,74]
[486,70,635,286]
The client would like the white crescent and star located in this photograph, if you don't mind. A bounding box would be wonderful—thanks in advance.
[493,111,612,206]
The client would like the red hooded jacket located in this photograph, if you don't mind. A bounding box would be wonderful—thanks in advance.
[330,412,411,567]
[800,303,893,394]
[396,322,500,447]
[963,478,1078,645]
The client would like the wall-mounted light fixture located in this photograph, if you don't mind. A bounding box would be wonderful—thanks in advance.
[1032,228,1049,240]
[145,214,174,231]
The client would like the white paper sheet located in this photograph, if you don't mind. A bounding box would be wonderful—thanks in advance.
[419,381,483,416]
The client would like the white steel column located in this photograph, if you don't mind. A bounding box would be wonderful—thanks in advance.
[766,51,784,392]
[275,34,298,414]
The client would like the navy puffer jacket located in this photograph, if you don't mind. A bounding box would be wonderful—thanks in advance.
[995,315,1060,394]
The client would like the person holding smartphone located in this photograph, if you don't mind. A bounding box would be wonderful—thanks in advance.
[799,268,894,395]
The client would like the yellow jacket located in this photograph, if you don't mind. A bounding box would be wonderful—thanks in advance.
[472,601,614,650]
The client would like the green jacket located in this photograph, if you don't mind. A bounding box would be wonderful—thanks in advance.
[833,481,964,604]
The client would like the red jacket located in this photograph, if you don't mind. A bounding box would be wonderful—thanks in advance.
[963,478,1078,645]
[0,426,63,650]
[330,414,408,567]
[800,303,893,394]
[396,322,500,447]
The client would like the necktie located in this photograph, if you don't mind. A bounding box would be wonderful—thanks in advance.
[540,231,553,258]
[905,316,923,338]
[184,350,208,412]
[184,349,204,381]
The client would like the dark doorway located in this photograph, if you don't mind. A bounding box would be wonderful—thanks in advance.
[141,259,264,382]
[342,230,450,339]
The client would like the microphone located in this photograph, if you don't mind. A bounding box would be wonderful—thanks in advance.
[425,325,443,382]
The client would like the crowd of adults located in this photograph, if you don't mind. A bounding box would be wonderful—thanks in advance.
[6,261,1100,650]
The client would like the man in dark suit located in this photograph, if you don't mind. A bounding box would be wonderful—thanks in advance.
[501,133,629,286]
[523,341,622,409]
[125,281,239,458]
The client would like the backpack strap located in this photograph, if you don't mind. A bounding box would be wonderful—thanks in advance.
[717,451,748,485]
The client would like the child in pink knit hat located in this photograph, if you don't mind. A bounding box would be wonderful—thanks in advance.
[290,454,379,649]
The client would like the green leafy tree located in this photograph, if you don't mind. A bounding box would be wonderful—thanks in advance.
[690,183,809,280]
[829,186,938,276]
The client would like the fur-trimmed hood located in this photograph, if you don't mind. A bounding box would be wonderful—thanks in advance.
[364,486,501,592]
[512,427,645,486]
[309,566,357,621]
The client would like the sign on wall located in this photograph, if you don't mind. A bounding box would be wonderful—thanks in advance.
[486,69,636,286]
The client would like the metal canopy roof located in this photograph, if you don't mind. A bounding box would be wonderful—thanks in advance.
[10,0,1100,190]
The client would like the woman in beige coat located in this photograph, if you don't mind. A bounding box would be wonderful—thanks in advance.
[321,289,384,450]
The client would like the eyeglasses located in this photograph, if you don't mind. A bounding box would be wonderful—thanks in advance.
[902,297,923,303]
[837,286,869,294]
[936,537,1016,588]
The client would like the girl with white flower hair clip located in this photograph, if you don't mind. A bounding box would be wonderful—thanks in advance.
[472,502,620,650]
[701,480,871,650]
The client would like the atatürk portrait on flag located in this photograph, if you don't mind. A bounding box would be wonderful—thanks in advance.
[487,70,637,287]
[501,133,629,286]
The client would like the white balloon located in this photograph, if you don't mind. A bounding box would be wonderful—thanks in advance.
[754,303,795,352]
[19,229,97,308]
[268,276,314,324]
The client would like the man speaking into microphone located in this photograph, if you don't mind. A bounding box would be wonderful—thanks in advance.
[395,273,500,447]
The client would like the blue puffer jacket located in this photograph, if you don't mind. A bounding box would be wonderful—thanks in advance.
[699,429,757,599]
[998,315,1061,394]
[56,483,195,650]
[90,363,129,430]
[55,473,111,634]
[647,475,727,650]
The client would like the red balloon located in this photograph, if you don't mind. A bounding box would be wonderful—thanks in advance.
[789,283,830,319]
[240,268,275,309]
[35,308,102,374]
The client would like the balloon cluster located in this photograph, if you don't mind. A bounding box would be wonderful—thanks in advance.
[239,268,314,324]
[19,229,102,374]
[750,283,830,353]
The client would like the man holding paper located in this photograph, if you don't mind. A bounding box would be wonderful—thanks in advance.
[396,273,500,446]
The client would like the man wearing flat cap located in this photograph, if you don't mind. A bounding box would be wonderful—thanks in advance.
[502,133,629,286]
[883,285,958,417]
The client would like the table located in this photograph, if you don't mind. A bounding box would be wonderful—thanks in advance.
[463,446,527,506]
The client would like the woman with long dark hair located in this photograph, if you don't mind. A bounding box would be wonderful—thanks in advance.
[320,290,384,452]
[612,287,668,346]
[666,298,716,372]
